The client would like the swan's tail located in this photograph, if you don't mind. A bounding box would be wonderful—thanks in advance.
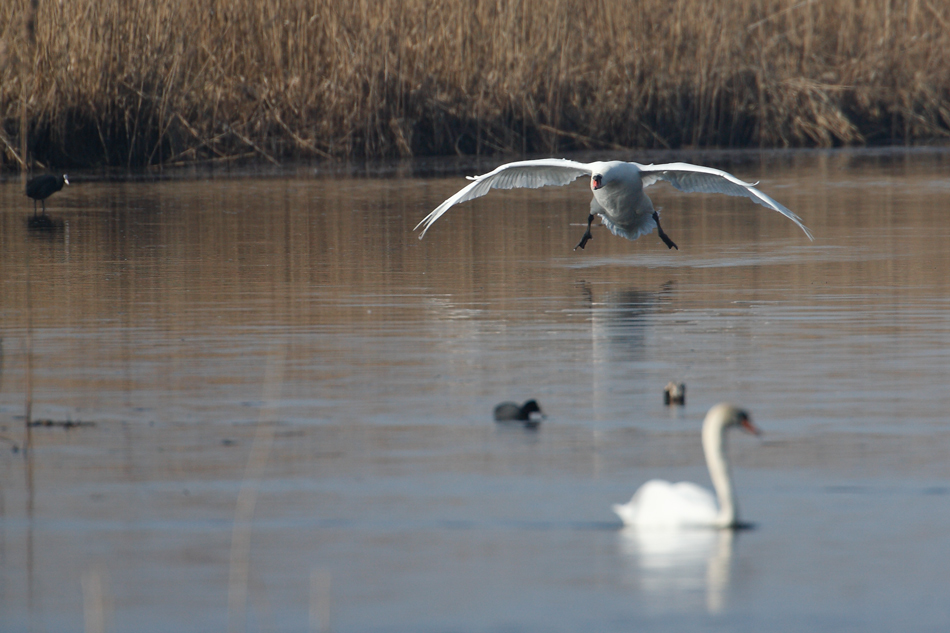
[612,502,637,526]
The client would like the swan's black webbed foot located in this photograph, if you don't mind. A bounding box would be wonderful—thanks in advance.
[574,231,592,250]
[653,211,678,250]
[574,214,595,251]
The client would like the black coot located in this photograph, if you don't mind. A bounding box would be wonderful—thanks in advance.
[493,399,544,428]
[26,174,69,214]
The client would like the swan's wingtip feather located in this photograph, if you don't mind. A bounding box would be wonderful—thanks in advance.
[413,217,430,233]
[784,211,814,241]
[611,503,634,526]
[414,215,437,238]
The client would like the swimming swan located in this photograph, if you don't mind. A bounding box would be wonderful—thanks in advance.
[415,159,812,250]
[612,403,760,529]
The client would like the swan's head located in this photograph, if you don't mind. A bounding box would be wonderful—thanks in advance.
[590,161,636,192]
[706,403,760,436]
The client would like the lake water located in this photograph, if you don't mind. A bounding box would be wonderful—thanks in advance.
[2,149,950,632]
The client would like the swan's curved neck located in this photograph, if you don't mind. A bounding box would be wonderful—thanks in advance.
[702,417,738,528]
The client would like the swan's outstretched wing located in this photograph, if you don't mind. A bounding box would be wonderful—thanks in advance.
[636,162,813,240]
[415,158,593,238]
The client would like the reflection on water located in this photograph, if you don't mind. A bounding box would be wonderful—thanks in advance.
[584,285,666,419]
[618,527,735,615]
[2,149,950,631]
[587,286,664,362]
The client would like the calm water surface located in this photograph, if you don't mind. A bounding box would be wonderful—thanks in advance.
[2,149,950,632]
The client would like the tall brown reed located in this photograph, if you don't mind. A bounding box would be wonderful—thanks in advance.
[1,0,949,169]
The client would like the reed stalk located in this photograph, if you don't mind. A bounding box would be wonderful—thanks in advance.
[1,0,949,169]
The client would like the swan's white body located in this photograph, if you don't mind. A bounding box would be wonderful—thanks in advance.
[613,403,759,529]
[415,159,813,246]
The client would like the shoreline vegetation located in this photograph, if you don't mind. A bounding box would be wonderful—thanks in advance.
[2,0,950,170]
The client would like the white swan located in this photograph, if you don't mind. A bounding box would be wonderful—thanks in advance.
[612,403,760,529]
[415,159,813,250]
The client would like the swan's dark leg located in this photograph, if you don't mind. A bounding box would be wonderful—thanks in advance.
[653,211,678,250]
[574,214,595,251]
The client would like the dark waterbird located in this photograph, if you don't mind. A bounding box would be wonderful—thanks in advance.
[493,399,545,428]
[26,174,69,215]
[664,382,686,405]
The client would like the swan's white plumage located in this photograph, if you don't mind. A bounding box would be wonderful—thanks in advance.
[612,403,759,529]
[637,162,810,238]
[416,159,592,237]
[415,158,813,243]
[612,480,720,528]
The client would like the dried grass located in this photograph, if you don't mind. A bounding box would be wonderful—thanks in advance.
[2,0,949,168]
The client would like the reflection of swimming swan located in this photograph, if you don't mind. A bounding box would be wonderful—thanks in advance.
[618,526,735,614]
[613,404,760,528]
[415,159,812,249]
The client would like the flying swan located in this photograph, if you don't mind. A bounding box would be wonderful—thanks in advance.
[612,403,760,529]
[415,159,813,249]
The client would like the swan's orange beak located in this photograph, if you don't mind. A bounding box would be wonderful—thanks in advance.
[591,174,603,190]
[739,415,761,436]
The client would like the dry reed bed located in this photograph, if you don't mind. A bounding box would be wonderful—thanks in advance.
[1,0,949,168]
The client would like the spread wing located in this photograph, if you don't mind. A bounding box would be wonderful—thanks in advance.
[415,158,593,238]
[635,162,813,240]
